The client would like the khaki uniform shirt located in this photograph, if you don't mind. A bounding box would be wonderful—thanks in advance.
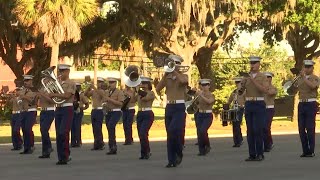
[39,88,55,108]
[244,72,268,98]
[10,97,21,111]
[91,89,106,108]
[79,92,89,109]
[21,88,37,110]
[123,89,138,108]
[297,74,320,99]
[265,84,277,106]
[197,92,214,110]
[107,88,125,109]
[164,73,188,101]
[227,89,246,107]
[138,91,155,108]
[60,79,76,104]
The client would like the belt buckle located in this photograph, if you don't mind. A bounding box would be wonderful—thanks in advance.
[168,100,175,104]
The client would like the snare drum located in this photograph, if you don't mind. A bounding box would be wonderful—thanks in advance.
[221,109,238,122]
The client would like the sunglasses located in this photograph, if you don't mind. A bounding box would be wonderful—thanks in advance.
[201,83,210,86]
[267,76,272,78]
[235,81,241,84]
[304,65,313,68]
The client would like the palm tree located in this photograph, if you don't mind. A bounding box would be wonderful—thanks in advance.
[14,0,99,71]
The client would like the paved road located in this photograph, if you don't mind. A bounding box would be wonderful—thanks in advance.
[0,134,319,180]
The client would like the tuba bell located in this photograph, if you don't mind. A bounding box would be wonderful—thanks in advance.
[41,66,66,104]
[283,68,301,95]
[124,65,142,87]
[163,55,190,73]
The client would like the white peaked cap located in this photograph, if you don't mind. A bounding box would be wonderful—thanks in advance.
[58,64,71,70]
[303,60,315,66]
[249,56,262,62]
[23,75,34,80]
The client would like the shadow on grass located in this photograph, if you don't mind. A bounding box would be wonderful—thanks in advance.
[0,136,56,144]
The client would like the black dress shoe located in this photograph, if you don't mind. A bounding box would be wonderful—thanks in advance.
[56,160,68,165]
[39,154,50,159]
[245,156,256,161]
[11,147,22,151]
[20,149,33,154]
[165,163,177,168]
[106,150,117,155]
[255,155,264,161]
[305,153,315,157]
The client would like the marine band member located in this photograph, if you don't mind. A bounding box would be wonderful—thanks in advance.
[156,54,188,168]
[7,86,23,151]
[48,64,76,165]
[85,77,106,150]
[297,60,319,157]
[38,86,56,158]
[122,85,138,145]
[196,79,214,156]
[71,83,89,147]
[19,75,37,154]
[241,56,268,161]
[104,77,125,155]
[263,72,277,152]
[137,76,155,159]
[227,77,245,147]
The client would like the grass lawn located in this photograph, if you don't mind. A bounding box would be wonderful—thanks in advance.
[1,107,319,144]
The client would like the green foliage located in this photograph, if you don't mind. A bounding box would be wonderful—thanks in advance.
[285,0,320,33]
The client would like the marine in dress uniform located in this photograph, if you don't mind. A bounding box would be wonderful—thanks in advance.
[84,77,106,150]
[227,77,245,147]
[241,56,269,161]
[122,85,138,145]
[19,75,37,154]
[196,79,215,156]
[71,83,89,147]
[137,76,155,159]
[38,87,56,158]
[105,77,125,155]
[263,72,277,152]
[297,60,319,157]
[8,87,23,151]
[48,64,76,165]
[156,54,188,168]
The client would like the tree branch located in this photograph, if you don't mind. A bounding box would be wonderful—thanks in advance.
[305,36,320,55]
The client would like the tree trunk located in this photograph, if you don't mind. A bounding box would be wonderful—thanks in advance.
[194,46,215,91]
[51,44,59,75]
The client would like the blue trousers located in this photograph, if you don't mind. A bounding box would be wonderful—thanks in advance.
[232,108,244,145]
[122,109,135,143]
[165,103,186,164]
[40,110,55,154]
[105,111,122,150]
[137,111,154,156]
[91,109,104,148]
[21,111,36,151]
[71,110,84,146]
[263,108,275,150]
[55,106,73,161]
[11,113,23,149]
[245,101,266,157]
[298,102,317,154]
[197,113,213,154]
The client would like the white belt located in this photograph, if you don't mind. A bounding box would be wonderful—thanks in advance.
[93,107,103,110]
[109,108,121,112]
[41,107,55,111]
[127,107,135,110]
[167,100,185,104]
[198,110,212,113]
[299,98,317,102]
[57,103,73,107]
[266,105,274,109]
[27,108,37,112]
[138,107,152,111]
[245,97,264,101]
[12,111,21,114]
